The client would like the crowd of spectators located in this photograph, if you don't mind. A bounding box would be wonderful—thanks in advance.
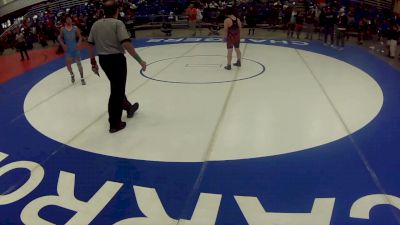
[0,0,400,57]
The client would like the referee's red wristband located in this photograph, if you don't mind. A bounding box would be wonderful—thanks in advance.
[90,58,97,66]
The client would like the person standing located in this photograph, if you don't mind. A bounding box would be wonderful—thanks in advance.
[336,8,348,50]
[358,17,368,45]
[224,6,242,70]
[0,39,4,55]
[246,6,257,36]
[318,6,325,41]
[186,4,198,36]
[324,7,335,46]
[287,8,297,39]
[295,12,304,39]
[304,7,315,40]
[196,5,203,35]
[58,14,86,85]
[15,29,30,61]
[387,24,399,59]
[88,0,146,133]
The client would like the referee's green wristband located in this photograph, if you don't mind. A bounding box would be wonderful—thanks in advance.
[133,54,142,63]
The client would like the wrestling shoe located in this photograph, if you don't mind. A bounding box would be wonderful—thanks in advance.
[127,102,139,118]
[233,61,241,67]
[71,75,75,84]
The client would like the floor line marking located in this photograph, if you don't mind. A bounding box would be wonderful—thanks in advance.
[185,63,223,68]
[2,44,203,195]
[24,47,150,113]
[10,47,150,125]
[66,43,202,145]
[176,43,249,225]
[295,48,400,224]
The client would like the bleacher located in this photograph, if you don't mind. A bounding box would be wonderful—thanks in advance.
[27,0,89,18]
[1,0,397,41]
[350,0,393,11]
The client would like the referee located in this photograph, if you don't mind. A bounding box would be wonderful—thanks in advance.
[88,0,146,133]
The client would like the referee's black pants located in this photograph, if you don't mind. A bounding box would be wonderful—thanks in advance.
[99,54,132,128]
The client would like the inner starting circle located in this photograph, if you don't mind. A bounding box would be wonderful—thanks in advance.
[140,55,266,84]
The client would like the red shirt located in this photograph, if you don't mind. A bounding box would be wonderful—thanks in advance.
[186,8,197,21]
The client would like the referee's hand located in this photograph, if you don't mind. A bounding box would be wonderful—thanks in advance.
[140,61,147,71]
[92,64,100,76]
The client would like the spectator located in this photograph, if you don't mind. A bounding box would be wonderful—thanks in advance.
[196,5,204,35]
[336,8,348,49]
[318,6,326,40]
[209,1,219,9]
[287,7,297,39]
[15,29,30,61]
[386,24,399,59]
[245,6,257,36]
[295,12,304,39]
[161,17,172,36]
[0,40,4,55]
[186,4,198,36]
[324,7,335,46]
[358,17,368,45]
[304,7,315,40]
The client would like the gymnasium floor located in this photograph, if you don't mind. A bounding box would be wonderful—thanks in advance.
[0,37,400,225]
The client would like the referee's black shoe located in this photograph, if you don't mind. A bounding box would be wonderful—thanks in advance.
[109,122,126,133]
[127,102,139,118]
